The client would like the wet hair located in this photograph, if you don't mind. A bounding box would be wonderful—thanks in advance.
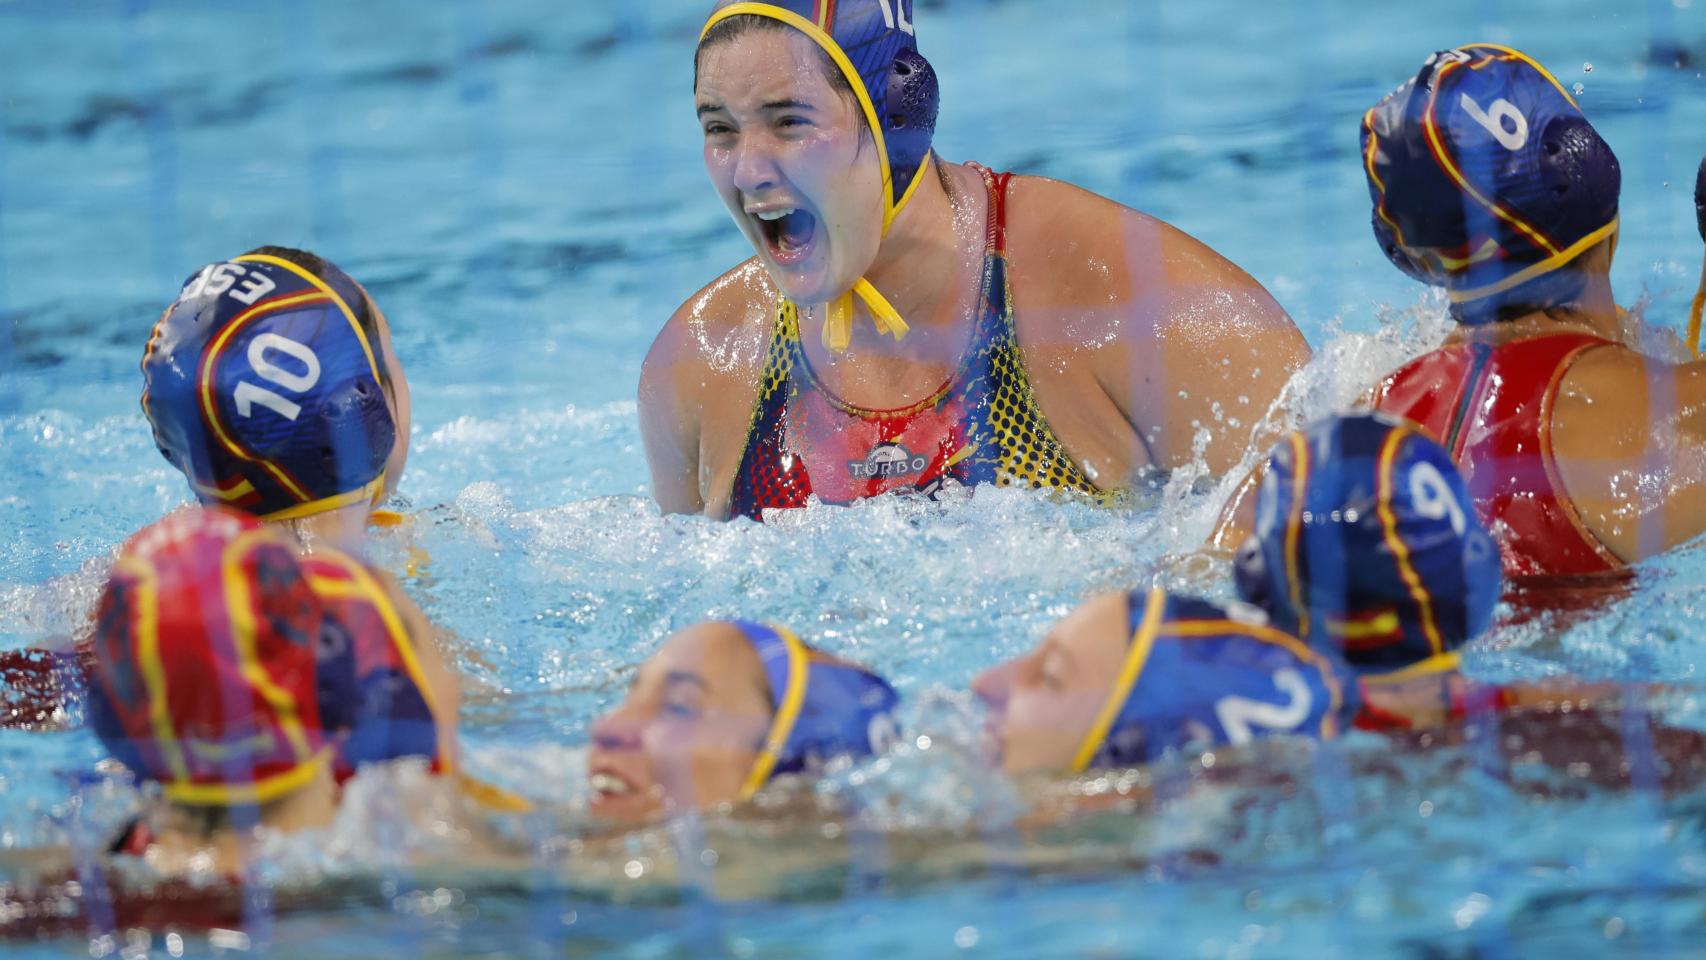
[242,245,395,393]
[694,14,866,135]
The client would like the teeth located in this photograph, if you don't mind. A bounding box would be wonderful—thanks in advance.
[754,208,795,222]
[590,772,632,795]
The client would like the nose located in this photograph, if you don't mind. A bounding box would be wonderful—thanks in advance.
[971,659,1016,712]
[730,134,780,197]
[591,705,642,751]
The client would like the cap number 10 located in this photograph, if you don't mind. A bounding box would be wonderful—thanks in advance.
[873,0,913,36]
[234,334,322,422]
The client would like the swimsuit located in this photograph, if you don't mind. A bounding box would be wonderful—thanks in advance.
[1374,333,1622,578]
[728,166,1102,520]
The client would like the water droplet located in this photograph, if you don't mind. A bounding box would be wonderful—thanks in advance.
[1573,82,1587,96]
[1583,62,1594,73]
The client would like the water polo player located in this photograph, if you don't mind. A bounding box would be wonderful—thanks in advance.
[2,248,425,730]
[641,0,1309,518]
[975,413,1503,774]
[587,620,898,822]
[1232,413,1506,729]
[972,588,1346,775]
[1363,45,1706,577]
[87,508,514,876]
[141,246,412,554]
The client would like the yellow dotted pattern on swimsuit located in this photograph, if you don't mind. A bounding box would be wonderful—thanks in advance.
[745,288,1106,504]
[978,272,1102,496]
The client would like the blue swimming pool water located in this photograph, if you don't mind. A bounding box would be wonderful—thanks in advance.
[6,0,1706,956]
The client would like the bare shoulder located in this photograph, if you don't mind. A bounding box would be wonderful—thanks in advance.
[643,259,776,390]
[639,261,778,515]
[1004,175,1298,345]
[1003,174,1305,470]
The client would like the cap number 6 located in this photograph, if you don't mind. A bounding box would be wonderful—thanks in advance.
[234,333,322,422]
[1458,93,1528,151]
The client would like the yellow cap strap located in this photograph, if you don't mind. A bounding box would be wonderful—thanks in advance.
[1688,249,1706,359]
[1069,586,1166,773]
[458,772,535,813]
[739,624,810,800]
[1359,651,1463,686]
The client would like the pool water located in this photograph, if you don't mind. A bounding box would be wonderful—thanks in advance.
[6,0,1706,956]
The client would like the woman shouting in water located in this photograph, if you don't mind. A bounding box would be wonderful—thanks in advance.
[641,0,1309,519]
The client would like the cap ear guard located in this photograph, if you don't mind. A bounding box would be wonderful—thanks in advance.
[884,49,938,201]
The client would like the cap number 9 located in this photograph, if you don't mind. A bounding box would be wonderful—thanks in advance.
[1409,461,1468,536]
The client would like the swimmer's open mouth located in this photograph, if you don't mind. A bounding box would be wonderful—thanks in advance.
[589,770,636,799]
[753,206,818,265]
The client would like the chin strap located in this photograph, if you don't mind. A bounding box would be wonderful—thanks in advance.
[822,279,912,354]
[1689,249,1705,359]
[816,153,934,354]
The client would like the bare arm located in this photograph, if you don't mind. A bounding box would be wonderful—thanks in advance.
[638,312,706,516]
[639,263,775,518]
[1117,222,1308,474]
[1554,349,1706,561]
[1005,179,1308,489]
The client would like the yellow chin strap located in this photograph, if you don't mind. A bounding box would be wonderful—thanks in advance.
[703,2,932,354]
[823,277,912,354]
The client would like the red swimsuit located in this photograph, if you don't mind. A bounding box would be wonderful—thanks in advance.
[1374,333,1623,578]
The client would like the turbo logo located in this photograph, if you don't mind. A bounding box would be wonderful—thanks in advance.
[848,443,929,481]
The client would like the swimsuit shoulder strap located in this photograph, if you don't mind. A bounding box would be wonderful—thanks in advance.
[969,164,1015,259]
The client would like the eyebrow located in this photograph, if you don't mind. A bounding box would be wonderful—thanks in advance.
[663,671,709,691]
[696,98,820,118]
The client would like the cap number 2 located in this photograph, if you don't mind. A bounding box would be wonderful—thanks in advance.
[1459,93,1528,151]
[234,333,321,422]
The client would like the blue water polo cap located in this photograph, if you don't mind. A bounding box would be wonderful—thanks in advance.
[702,1,938,219]
[733,621,899,798]
[1234,414,1503,673]
[1361,45,1620,324]
[701,1,941,352]
[141,252,396,521]
[1072,589,1348,772]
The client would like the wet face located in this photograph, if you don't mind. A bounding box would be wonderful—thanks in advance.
[971,593,1132,776]
[586,623,775,822]
[361,289,411,500]
[695,27,885,306]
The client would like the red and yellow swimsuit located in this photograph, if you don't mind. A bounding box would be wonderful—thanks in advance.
[729,167,1101,520]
